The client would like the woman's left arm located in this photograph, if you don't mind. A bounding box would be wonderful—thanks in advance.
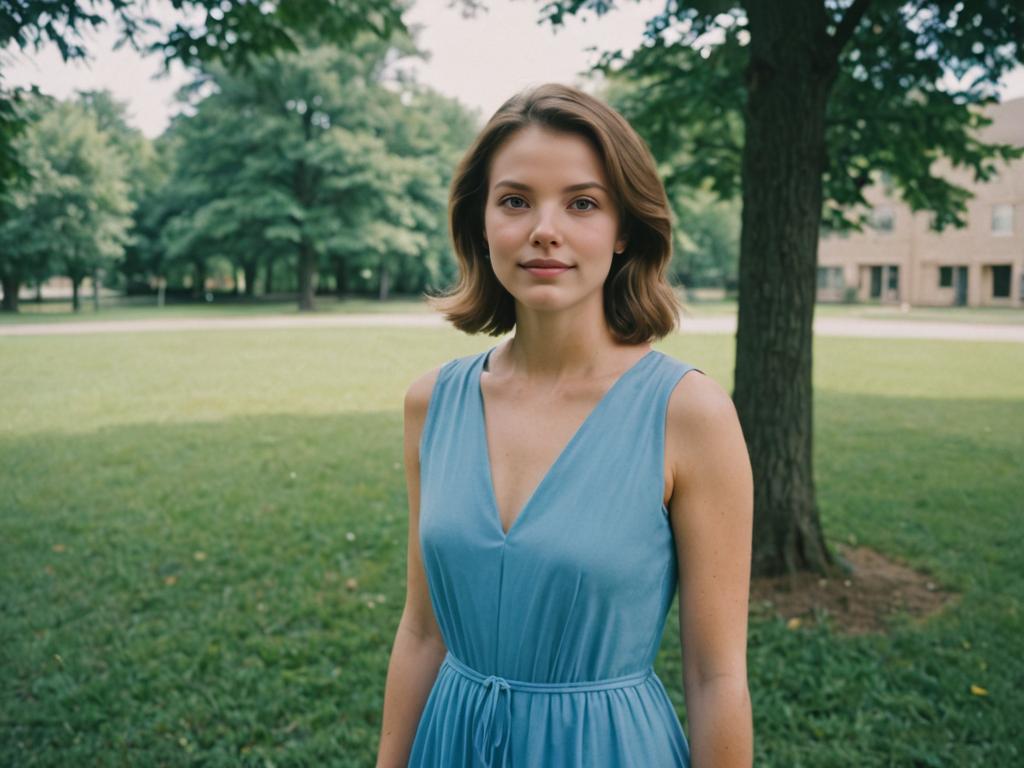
[666,371,754,768]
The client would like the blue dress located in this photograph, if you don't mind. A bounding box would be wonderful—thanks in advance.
[409,344,702,767]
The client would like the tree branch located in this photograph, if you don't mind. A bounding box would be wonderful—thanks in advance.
[831,0,873,56]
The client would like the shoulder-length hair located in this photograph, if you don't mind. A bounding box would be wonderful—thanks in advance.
[425,82,682,345]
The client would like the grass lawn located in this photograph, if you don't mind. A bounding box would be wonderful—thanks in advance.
[0,295,434,324]
[1,329,1021,766]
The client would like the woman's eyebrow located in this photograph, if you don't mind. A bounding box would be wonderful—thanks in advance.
[493,179,609,194]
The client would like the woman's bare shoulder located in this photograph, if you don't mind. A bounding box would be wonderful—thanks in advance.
[404,363,447,421]
[665,364,736,431]
[663,362,749,496]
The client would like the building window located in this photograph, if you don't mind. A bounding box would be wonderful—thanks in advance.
[869,265,899,299]
[992,265,1011,298]
[817,266,844,290]
[870,205,895,233]
[992,204,1014,235]
[939,266,953,288]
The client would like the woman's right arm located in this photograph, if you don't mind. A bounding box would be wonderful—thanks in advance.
[376,366,448,768]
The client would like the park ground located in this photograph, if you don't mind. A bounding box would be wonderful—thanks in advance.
[1,320,1022,765]
[3,293,1024,326]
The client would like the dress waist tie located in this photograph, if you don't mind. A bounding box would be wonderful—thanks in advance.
[441,650,655,768]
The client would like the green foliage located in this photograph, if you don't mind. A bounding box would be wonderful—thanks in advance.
[0,0,413,202]
[0,79,34,203]
[670,188,741,289]
[0,0,409,68]
[152,35,476,298]
[0,97,134,306]
[76,90,163,292]
[559,1,1024,232]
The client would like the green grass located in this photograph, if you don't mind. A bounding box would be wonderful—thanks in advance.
[4,293,1021,326]
[1,329,1021,766]
[0,295,434,324]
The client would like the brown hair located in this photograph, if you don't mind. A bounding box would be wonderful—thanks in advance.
[425,82,681,344]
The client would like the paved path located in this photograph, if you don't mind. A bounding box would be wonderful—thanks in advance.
[1,313,1023,342]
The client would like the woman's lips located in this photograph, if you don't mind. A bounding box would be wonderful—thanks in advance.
[521,265,573,277]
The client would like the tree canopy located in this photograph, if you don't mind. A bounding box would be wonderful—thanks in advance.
[0,96,133,310]
[575,1,1024,231]
[0,0,414,200]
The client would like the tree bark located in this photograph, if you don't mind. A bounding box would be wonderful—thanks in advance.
[264,255,276,294]
[192,260,206,300]
[378,261,390,302]
[298,241,317,311]
[1,275,20,312]
[243,260,257,297]
[71,277,82,312]
[334,259,348,298]
[734,0,836,576]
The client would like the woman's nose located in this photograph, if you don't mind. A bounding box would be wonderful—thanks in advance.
[530,206,563,248]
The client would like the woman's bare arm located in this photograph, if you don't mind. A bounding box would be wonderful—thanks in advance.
[666,370,754,768]
[376,366,449,768]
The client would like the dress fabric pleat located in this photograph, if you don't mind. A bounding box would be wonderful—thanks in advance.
[409,345,702,767]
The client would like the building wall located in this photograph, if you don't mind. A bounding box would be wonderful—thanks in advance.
[817,97,1024,308]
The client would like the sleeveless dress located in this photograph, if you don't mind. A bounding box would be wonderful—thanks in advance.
[409,344,703,767]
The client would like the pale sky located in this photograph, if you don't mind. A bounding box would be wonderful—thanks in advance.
[2,0,1023,138]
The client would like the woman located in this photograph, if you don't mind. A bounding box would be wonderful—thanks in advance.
[377,83,753,768]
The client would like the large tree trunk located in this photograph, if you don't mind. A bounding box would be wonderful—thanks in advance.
[734,0,836,576]
[71,277,82,312]
[1,275,20,312]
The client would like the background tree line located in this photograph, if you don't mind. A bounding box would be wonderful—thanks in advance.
[0,49,741,313]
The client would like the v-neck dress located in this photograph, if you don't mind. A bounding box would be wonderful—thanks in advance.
[408,345,703,767]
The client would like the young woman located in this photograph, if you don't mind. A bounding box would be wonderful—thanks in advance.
[377,83,753,768]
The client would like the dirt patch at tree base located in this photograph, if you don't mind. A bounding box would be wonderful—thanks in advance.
[750,545,957,635]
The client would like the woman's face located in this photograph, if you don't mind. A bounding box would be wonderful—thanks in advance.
[483,124,626,311]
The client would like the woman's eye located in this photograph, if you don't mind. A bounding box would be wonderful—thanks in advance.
[498,196,597,211]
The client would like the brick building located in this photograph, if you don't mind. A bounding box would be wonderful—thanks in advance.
[817,97,1024,308]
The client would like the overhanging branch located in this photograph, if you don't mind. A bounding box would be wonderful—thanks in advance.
[830,0,873,57]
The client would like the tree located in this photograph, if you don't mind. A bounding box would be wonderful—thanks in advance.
[0,93,48,311]
[155,34,475,308]
[78,90,162,295]
[540,0,1024,575]
[0,98,133,311]
[0,0,411,200]
[668,188,741,291]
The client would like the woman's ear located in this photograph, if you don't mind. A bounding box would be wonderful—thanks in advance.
[614,236,627,255]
